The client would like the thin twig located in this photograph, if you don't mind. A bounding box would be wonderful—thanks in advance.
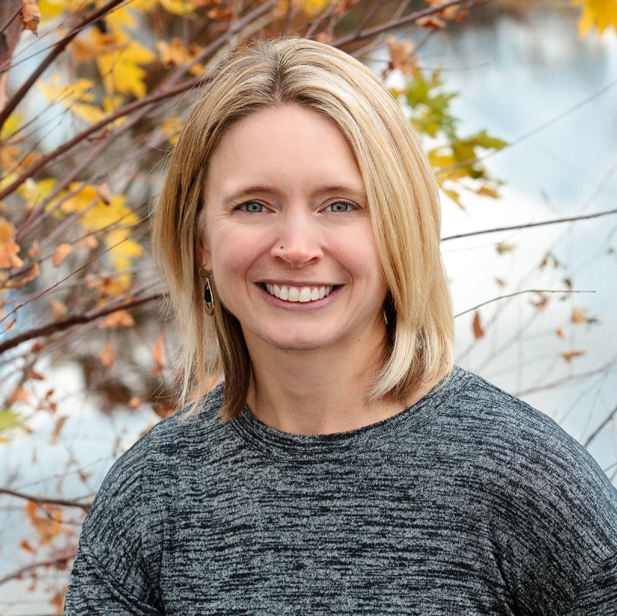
[441,207,617,241]
[0,487,93,511]
[331,0,482,48]
[454,289,595,318]
[0,553,77,586]
[584,403,617,449]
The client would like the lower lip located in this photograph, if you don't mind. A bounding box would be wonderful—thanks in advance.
[256,284,342,311]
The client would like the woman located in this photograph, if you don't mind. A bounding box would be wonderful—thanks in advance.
[65,39,617,615]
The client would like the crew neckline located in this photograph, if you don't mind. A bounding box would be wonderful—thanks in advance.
[228,366,469,462]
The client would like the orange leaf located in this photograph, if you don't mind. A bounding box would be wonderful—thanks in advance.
[98,309,135,329]
[25,500,62,546]
[9,385,29,404]
[0,238,23,268]
[48,296,68,318]
[562,350,586,362]
[555,328,567,340]
[51,416,68,445]
[97,182,112,205]
[20,539,35,553]
[472,310,484,339]
[20,0,40,33]
[5,263,39,288]
[78,233,98,249]
[150,332,164,375]
[571,307,587,324]
[128,396,141,410]
[28,240,40,258]
[52,243,73,267]
[99,340,115,368]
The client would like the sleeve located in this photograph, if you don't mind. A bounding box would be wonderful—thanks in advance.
[64,433,166,615]
[564,553,617,616]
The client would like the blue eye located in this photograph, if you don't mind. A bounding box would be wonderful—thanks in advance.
[325,201,354,212]
[239,201,266,213]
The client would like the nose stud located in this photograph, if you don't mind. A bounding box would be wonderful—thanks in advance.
[280,245,283,249]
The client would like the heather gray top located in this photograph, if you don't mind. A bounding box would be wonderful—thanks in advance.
[65,367,617,615]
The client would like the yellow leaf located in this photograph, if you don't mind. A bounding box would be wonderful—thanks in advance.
[52,243,73,267]
[496,241,517,254]
[18,177,56,209]
[301,0,335,16]
[159,0,197,16]
[156,39,205,76]
[105,228,144,272]
[97,39,156,98]
[161,116,185,144]
[0,111,23,140]
[573,0,617,37]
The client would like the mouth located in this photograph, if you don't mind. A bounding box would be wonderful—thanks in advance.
[263,283,336,303]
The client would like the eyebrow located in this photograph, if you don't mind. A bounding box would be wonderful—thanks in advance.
[220,184,367,203]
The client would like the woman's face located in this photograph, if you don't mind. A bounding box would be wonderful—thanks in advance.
[199,104,388,357]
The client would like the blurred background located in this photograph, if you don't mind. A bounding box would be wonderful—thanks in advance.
[0,0,616,612]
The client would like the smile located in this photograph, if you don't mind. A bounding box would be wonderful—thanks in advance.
[264,283,334,303]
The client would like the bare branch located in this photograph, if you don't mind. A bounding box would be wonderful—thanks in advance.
[584,404,617,449]
[331,0,484,48]
[0,552,76,586]
[441,207,617,241]
[0,291,166,356]
[454,289,595,318]
[0,487,92,511]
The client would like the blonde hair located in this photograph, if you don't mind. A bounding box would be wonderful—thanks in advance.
[152,38,453,420]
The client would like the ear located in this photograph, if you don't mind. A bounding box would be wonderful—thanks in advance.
[196,233,212,272]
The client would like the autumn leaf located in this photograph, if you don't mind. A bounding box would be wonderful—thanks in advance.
[386,37,418,77]
[0,216,23,268]
[20,539,35,553]
[150,333,165,375]
[98,309,135,329]
[20,0,41,34]
[99,340,115,368]
[472,310,484,339]
[128,396,141,410]
[51,416,68,445]
[556,328,567,340]
[496,241,517,254]
[5,263,40,288]
[562,349,586,362]
[52,243,73,266]
[573,0,617,37]
[0,408,21,432]
[9,386,29,404]
[97,39,156,98]
[571,306,588,323]
[48,296,67,318]
[25,500,62,546]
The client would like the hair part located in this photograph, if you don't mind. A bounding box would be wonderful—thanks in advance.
[152,38,454,420]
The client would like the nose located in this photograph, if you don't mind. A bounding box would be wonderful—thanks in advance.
[270,211,323,268]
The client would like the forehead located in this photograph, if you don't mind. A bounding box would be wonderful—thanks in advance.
[204,104,365,200]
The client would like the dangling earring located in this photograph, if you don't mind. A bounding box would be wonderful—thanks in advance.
[204,276,215,316]
[199,266,215,316]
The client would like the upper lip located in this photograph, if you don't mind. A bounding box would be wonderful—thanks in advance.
[259,281,339,287]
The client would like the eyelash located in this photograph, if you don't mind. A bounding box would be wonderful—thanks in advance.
[237,200,356,213]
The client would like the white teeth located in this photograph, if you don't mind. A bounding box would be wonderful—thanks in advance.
[265,284,334,303]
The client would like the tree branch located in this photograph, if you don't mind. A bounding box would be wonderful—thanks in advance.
[584,403,617,449]
[0,487,92,511]
[0,291,166,356]
[0,0,127,133]
[454,289,594,318]
[0,552,76,586]
[441,207,617,241]
[0,77,203,203]
[331,0,484,48]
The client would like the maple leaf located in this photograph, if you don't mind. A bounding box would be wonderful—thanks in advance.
[573,0,617,37]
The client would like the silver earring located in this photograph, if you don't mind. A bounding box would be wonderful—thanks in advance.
[204,276,215,316]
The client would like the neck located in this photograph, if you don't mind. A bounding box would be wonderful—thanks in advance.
[244,329,434,435]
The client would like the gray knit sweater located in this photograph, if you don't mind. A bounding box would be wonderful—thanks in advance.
[65,367,617,615]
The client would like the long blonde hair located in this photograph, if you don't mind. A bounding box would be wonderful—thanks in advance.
[152,38,453,420]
